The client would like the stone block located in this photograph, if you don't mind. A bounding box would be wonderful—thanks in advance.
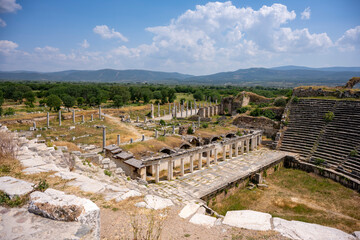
[29,188,100,239]
[0,176,34,199]
[142,195,174,210]
[179,202,201,219]
[189,213,217,228]
[223,210,272,231]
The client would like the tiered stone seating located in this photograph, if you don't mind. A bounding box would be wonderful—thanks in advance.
[280,99,360,180]
[280,99,336,159]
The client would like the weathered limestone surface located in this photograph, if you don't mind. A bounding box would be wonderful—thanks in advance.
[179,202,201,219]
[0,176,34,199]
[29,188,100,239]
[189,213,217,228]
[115,189,141,202]
[137,195,174,210]
[273,217,356,240]
[222,210,272,231]
[353,231,360,239]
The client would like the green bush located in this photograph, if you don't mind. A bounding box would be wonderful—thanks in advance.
[258,103,269,108]
[236,130,243,136]
[0,192,27,207]
[293,96,299,103]
[236,107,249,114]
[159,119,166,126]
[187,126,194,134]
[4,107,15,116]
[34,179,49,192]
[350,150,358,157]
[274,98,287,107]
[250,108,262,117]
[262,109,276,119]
[314,158,325,165]
[104,170,112,177]
[324,111,334,122]
[201,123,208,128]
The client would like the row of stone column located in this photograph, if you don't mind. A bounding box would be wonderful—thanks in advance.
[198,105,219,118]
[152,134,261,183]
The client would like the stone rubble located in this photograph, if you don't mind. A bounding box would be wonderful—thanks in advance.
[179,202,201,219]
[189,213,217,228]
[0,176,34,199]
[222,210,272,231]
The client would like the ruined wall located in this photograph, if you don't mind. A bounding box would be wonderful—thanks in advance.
[293,86,360,98]
[233,115,280,138]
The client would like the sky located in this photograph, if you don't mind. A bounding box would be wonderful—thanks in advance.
[0,0,359,75]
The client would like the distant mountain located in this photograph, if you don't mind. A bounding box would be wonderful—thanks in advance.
[0,69,193,83]
[272,65,360,72]
[0,66,359,87]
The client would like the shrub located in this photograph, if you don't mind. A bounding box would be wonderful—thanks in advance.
[262,109,276,119]
[293,96,299,103]
[159,119,166,126]
[236,130,243,136]
[104,170,112,177]
[34,179,49,192]
[350,150,358,157]
[0,191,28,207]
[324,111,334,122]
[258,103,270,108]
[201,123,208,128]
[314,158,325,165]
[187,126,194,134]
[250,108,262,117]
[4,107,15,116]
[236,107,249,114]
[274,98,287,107]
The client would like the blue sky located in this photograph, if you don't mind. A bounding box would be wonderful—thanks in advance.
[0,0,359,75]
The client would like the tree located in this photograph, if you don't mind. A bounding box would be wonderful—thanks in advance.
[113,95,124,108]
[77,97,84,106]
[24,91,36,108]
[46,94,62,111]
[167,88,176,103]
[153,91,162,101]
[142,88,153,104]
[193,90,204,101]
[160,88,168,104]
[62,95,76,111]
[274,98,286,107]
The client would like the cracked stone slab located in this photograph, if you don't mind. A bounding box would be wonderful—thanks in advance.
[0,176,34,199]
[189,213,217,228]
[222,210,272,231]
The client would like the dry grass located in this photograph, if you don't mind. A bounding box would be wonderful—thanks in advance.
[53,141,82,152]
[210,168,360,233]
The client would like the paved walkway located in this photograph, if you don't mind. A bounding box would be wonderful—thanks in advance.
[148,149,295,203]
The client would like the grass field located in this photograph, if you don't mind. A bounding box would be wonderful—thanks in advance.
[210,168,360,233]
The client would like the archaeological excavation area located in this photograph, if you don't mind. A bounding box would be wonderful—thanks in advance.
[0,84,359,240]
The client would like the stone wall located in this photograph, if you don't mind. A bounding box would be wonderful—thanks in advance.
[293,86,360,98]
[232,115,280,138]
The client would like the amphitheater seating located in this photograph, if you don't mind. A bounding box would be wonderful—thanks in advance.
[280,99,360,180]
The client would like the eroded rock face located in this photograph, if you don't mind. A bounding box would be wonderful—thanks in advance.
[29,188,100,239]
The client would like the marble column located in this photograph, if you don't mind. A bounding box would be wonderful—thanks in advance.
[59,110,61,126]
[117,135,121,146]
[155,164,160,183]
[169,104,171,115]
[235,142,239,157]
[180,158,184,176]
[198,153,202,170]
[190,155,194,173]
[241,140,244,154]
[47,112,49,128]
[206,151,210,167]
[229,144,233,159]
[151,104,154,119]
[102,127,106,151]
[91,114,93,121]
[82,115,84,123]
[167,160,172,180]
[223,145,226,160]
[214,148,218,164]
[246,139,250,153]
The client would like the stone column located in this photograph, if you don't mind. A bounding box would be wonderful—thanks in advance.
[241,140,244,154]
[190,155,194,173]
[82,115,85,123]
[47,112,50,128]
[144,117,147,123]
[167,160,172,180]
[163,110,166,116]
[137,116,139,123]
[158,103,160,117]
[229,144,233,159]
[198,116,200,127]
[180,105,183,118]
[130,138,133,143]
[206,151,210,167]
[172,125,175,134]
[246,139,250,153]
[142,134,145,141]
[214,148,218,164]
[180,158,184,176]
[99,106,101,119]
[223,145,226,160]
[191,103,193,115]
[174,105,177,118]
[155,130,158,138]
[169,104,171,115]
[194,101,197,114]
[258,135,261,145]
[33,121,36,129]
[72,110,75,124]
[235,142,239,157]
[151,104,154,119]
[102,127,106,151]
[198,153,202,170]
[117,135,121,146]
[251,137,255,151]
[155,164,160,183]
[91,114,93,121]
[59,110,61,126]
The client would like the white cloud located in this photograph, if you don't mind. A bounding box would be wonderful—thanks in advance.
[336,26,360,51]
[0,18,6,27]
[93,25,128,42]
[0,0,21,13]
[81,39,90,48]
[0,40,18,54]
[301,7,311,20]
